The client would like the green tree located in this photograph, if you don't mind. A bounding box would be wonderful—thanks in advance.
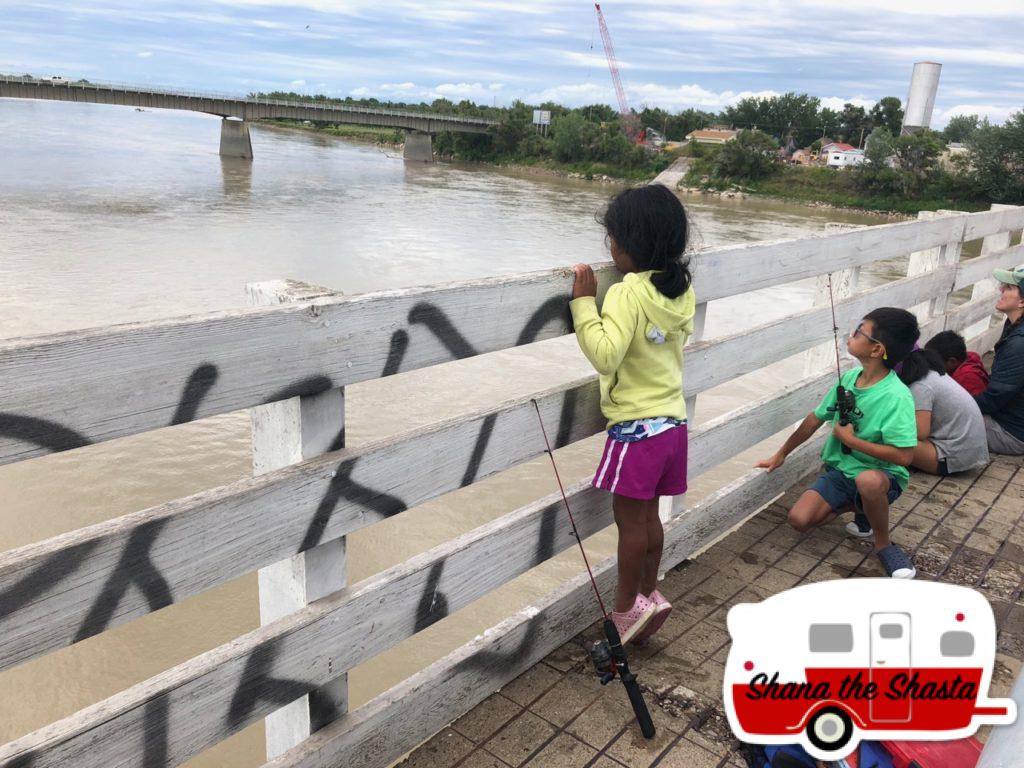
[862,127,895,167]
[818,108,842,144]
[838,103,872,146]
[719,92,819,145]
[944,114,979,143]
[430,98,455,115]
[967,112,1024,203]
[494,101,533,156]
[891,130,943,193]
[713,129,780,180]
[551,112,588,162]
[870,97,904,136]
[579,103,619,123]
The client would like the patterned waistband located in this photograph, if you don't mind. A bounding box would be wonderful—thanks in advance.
[608,416,685,443]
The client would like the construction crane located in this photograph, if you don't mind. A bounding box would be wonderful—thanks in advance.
[594,3,643,144]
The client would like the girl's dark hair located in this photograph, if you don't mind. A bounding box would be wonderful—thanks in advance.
[897,347,947,387]
[863,307,920,369]
[599,183,692,299]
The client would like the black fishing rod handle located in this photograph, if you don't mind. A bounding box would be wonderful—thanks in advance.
[622,673,656,739]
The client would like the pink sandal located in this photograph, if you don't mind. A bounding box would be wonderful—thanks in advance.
[631,589,673,644]
[611,593,657,644]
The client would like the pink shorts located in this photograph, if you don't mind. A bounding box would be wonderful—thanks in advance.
[592,424,688,500]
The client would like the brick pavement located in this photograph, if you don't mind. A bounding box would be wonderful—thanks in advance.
[402,453,1024,768]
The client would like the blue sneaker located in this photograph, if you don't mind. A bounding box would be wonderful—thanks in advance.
[877,543,916,579]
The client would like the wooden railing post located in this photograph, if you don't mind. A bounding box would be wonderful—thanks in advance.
[906,209,965,331]
[247,279,349,760]
[965,203,1017,340]
[804,223,868,376]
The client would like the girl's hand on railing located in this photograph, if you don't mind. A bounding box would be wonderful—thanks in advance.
[754,452,785,473]
[571,264,597,299]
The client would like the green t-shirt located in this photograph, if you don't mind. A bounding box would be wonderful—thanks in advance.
[813,367,918,489]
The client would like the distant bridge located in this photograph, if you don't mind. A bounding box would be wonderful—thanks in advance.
[0,74,498,160]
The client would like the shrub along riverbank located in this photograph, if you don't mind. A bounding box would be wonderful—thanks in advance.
[255,89,1024,214]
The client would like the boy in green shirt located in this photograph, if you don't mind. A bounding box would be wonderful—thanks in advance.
[756,307,920,578]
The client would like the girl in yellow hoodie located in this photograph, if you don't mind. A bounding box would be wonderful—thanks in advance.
[570,184,696,644]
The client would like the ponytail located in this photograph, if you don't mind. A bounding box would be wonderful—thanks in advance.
[897,348,946,387]
[652,259,691,299]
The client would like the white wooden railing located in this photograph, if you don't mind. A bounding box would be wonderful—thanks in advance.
[0,204,1021,768]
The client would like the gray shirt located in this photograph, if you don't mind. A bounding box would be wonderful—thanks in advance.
[910,371,990,472]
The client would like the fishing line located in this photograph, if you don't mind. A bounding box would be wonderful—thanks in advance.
[530,398,656,739]
[531,398,608,617]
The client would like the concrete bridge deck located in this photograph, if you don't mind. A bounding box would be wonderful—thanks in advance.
[0,75,497,134]
[1,73,497,159]
[402,453,1024,768]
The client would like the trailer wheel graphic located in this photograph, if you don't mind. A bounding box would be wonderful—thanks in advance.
[806,706,853,752]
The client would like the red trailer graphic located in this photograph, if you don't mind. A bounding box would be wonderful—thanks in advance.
[724,579,1015,760]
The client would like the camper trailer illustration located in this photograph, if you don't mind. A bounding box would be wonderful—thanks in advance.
[724,579,1016,760]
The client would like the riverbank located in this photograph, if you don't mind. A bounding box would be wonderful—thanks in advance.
[264,118,403,147]
[675,185,912,219]
[259,119,928,217]
[681,159,988,216]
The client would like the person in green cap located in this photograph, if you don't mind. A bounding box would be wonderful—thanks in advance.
[975,267,1024,455]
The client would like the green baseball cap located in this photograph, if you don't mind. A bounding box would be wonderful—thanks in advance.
[993,267,1024,287]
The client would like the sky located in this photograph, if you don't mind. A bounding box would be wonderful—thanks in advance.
[2,0,1022,127]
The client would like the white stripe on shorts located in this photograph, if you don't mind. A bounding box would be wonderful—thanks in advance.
[609,442,630,492]
[595,439,618,488]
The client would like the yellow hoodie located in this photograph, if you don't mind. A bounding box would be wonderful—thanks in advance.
[570,270,696,427]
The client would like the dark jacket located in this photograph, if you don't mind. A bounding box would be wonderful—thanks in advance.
[975,318,1024,441]
[952,351,990,396]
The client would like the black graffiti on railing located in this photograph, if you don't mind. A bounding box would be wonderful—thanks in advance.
[299,457,406,553]
[73,519,172,642]
[226,643,312,731]
[0,290,585,767]
[0,414,92,454]
[0,364,218,646]
[169,364,219,425]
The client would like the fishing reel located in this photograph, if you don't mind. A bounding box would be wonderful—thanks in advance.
[589,639,617,684]
[827,385,864,455]
[587,619,656,738]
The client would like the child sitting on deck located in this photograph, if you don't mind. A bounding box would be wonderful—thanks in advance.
[569,184,696,643]
[755,308,920,579]
[925,330,990,396]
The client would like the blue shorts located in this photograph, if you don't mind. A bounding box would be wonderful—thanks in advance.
[809,467,902,514]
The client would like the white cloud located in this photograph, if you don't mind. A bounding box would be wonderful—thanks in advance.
[934,103,1019,127]
[898,46,1024,68]
[819,96,876,112]
[430,81,495,100]
[137,51,153,58]
[560,51,634,71]
[379,81,417,92]
[290,78,306,87]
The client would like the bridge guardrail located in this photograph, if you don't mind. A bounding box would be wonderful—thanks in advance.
[0,73,498,125]
[0,205,1021,768]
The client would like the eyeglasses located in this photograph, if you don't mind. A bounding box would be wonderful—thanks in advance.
[852,322,888,360]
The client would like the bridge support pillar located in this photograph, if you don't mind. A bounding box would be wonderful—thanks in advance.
[220,117,253,160]
[403,130,433,162]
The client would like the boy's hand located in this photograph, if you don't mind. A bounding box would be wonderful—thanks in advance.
[571,263,597,299]
[833,422,857,445]
[755,452,785,473]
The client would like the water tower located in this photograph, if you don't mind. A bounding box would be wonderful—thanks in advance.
[901,61,942,134]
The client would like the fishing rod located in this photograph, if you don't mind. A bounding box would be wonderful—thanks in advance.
[825,272,861,454]
[530,399,656,740]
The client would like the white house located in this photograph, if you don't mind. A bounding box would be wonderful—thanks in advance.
[826,149,866,168]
